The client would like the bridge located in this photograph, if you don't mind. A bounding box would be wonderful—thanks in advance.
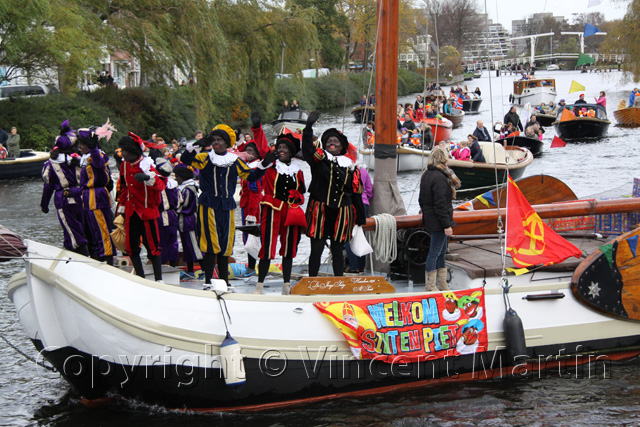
[465,53,625,71]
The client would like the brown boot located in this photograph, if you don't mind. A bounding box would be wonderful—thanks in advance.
[436,268,450,291]
[424,270,437,292]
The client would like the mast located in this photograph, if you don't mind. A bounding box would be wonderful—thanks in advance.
[370,0,407,220]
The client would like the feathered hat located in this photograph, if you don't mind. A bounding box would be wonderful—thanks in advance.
[320,128,348,155]
[54,120,77,151]
[77,119,118,149]
[118,131,145,157]
[211,124,236,148]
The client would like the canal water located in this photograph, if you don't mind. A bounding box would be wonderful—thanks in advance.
[1,69,640,426]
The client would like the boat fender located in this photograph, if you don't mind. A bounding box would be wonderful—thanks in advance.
[117,257,130,267]
[503,308,527,365]
[508,94,513,103]
[220,332,246,389]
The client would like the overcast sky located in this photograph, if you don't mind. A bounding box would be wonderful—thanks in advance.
[480,0,628,32]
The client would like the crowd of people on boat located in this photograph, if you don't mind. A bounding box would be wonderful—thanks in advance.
[40,111,375,294]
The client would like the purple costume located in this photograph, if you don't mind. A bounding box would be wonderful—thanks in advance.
[79,147,114,258]
[41,155,87,250]
[157,178,180,264]
[177,179,202,263]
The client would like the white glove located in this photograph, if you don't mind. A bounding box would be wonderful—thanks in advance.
[245,215,257,224]
[186,141,199,153]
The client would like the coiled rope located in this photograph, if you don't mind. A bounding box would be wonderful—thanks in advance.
[369,213,397,263]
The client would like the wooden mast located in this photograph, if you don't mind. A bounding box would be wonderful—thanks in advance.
[369,0,407,220]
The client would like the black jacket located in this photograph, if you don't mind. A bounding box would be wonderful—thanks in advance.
[472,126,491,141]
[419,166,455,232]
[503,111,523,131]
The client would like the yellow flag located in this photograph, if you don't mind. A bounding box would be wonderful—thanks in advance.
[569,80,586,94]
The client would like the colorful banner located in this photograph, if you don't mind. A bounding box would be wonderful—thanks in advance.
[314,288,488,363]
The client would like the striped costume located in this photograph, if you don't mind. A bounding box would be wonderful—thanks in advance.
[259,160,306,259]
[41,155,87,251]
[79,147,114,258]
[180,150,265,256]
[177,179,203,263]
[157,178,181,264]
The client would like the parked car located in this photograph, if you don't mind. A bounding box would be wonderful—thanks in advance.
[0,84,58,100]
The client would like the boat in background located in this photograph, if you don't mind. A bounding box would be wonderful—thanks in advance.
[359,145,431,172]
[534,112,556,127]
[473,70,482,78]
[0,149,49,180]
[442,108,465,129]
[271,110,309,136]
[613,106,640,127]
[553,103,610,140]
[510,78,557,107]
[496,134,543,157]
[462,94,482,114]
[351,105,375,123]
[546,64,560,71]
[448,143,534,192]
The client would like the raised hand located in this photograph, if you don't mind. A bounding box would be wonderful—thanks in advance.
[251,111,262,128]
[306,111,320,127]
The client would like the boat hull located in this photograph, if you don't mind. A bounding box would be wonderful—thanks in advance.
[351,106,375,123]
[442,110,465,129]
[496,135,544,157]
[535,114,556,127]
[462,98,482,114]
[553,119,610,141]
[613,107,640,127]
[512,89,556,107]
[359,147,431,172]
[0,150,49,179]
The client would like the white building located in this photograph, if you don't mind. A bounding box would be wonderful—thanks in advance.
[463,18,510,63]
[399,34,434,68]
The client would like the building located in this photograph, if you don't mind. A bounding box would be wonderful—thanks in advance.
[399,34,434,69]
[462,17,510,63]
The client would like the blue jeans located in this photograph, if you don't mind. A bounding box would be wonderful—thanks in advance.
[425,230,447,272]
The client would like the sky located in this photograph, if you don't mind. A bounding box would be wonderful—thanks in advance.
[481,0,628,32]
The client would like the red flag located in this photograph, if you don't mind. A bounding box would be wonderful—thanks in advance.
[506,175,582,273]
[550,136,566,148]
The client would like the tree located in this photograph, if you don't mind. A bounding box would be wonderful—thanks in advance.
[601,0,640,80]
[423,0,483,54]
[0,0,102,92]
[439,46,462,76]
[290,0,348,69]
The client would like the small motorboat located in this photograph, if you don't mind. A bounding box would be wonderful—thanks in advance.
[351,105,375,123]
[510,78,557,107]
[442,108,465,129]
[533,113,556,127]
[462,95,482,114]
[553,104,610,141]
[613,106,640,127]
[0,149,49,180]
[448,143,534,193]
[473,70,482,78]
[546,64,560,71]
[271,110,309,136]
[496,134,543,157]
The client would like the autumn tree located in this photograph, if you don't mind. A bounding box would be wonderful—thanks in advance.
[601,0,640,80]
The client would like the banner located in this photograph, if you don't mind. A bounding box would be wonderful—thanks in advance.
[314,288,488,363]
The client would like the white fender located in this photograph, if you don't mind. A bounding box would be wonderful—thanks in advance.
[220,332,246,388]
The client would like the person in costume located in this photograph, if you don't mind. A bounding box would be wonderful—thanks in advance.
[41,120,89,255]
[76,122,116,264]
[117,132,166,281]
[181,125,272,287]
[235,112,270,276]
[155,157,180,266]
[174,164,202,276]
[302,112,366,277]
[254,132,306,295]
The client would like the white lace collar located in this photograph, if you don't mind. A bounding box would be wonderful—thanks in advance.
[50,153,68,164]
[325,151,354,169]
[166,177,178,190]
[275,159,301,177]
[178,179,196,191]
[208,151,238,167]
[247,159,261,168]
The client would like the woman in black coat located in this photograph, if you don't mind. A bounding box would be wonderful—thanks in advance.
[418,147,459,292]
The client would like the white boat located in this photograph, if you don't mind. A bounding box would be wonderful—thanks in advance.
[546,64,560,71]
[8,213,640,409]
[510,78,557,107]
[359,146,431,172]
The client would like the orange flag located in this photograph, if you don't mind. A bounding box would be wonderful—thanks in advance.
[560,108,576,122]
[506,175,582,274]
[550,136,566,148]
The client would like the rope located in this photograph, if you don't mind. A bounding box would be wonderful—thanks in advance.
[370,214,397,263]
[0,333,56,371]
